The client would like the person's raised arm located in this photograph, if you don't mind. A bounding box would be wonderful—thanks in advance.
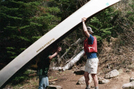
[49,47,62,60]
[82,17,90,38]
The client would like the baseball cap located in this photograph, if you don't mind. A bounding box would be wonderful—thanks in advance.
[87,26,94,33]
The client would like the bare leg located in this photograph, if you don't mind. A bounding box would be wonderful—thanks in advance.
[91,74,98,89]
[84,72,90,89]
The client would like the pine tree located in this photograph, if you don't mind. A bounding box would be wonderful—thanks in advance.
[87,7,120,43]
[0,0,61,63]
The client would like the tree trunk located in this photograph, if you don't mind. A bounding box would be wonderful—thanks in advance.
[51,50,85,71]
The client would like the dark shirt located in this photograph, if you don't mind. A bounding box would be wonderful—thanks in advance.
[37,53,51,76]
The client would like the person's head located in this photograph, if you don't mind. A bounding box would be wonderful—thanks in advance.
[51,44,62,52]
[87,26,94,34]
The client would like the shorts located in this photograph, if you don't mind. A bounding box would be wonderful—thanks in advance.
[85,58,99,74]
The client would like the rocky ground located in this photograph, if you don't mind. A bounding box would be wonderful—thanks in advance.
[48,68,134,89]
[4,63,134,89]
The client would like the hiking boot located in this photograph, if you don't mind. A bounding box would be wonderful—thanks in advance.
[85,88,90,89]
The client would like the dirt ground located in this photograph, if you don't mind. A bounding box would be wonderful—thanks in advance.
[48,69,134,89]
[3,68,134,89]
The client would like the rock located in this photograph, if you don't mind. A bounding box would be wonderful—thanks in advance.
[130,77,134,82]
[122,82,134,89]
[128,65,134,70]
[105,69,119,79]
[47,85,62,89]
[77,76,85,85]
[104,47,112,52]
[77,74,92,85]
[98,77,110,84]
[80,66,85,71]
[51,81,56,85]
[126,69,131,72]
[118,68,124,74]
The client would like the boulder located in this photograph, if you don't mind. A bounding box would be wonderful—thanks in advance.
[47,85,62,89]
[122,82,134,89]
[105,69,119,79]
[77,74,92,85]
[98,77,110,84]
[130,77,134,82]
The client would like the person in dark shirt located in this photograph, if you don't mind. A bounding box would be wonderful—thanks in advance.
[82,17,99,89]
[37,46,62,89]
